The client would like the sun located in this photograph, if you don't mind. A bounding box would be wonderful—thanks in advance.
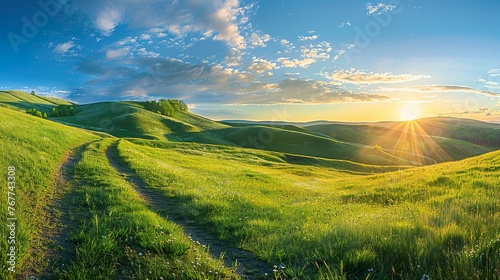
[399,103,421,121]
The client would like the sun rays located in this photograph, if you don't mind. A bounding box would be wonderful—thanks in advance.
[386,120,451,165]
[350,118,453,166]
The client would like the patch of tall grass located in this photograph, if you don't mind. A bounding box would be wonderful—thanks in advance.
[56,139,238,279]
[117,139,499,279]
[0,107,98,279]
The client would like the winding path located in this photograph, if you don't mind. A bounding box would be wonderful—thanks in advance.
[31,142,92,279]
[105,141,272,279]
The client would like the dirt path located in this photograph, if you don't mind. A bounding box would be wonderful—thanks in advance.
[26,142,92,279]
[105,141,272,279]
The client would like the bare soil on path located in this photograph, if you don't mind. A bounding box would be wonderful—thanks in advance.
[25,142,93,280]
[105,141,273,279]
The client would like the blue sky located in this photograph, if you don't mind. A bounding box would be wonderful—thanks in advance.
[1,0,500,122]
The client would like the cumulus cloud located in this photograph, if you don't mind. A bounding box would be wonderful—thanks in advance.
[331,69,430,84]
[140,34,151,40]
[246,57,276,75]
[96,7,122,35]
[106,47,130,59]
[73,0,249,48]
[54,41,76,54]
[301,41,332,60]
[366,3,396,15]
[224,47,244,67]
[277,57,316,68]
[263,79,390,104]
[277,41,332,68]
[250,33,271,47]
[280,39,291,46]
[72,55,389,105]
[414,85,500,97]
[298,35,318,41]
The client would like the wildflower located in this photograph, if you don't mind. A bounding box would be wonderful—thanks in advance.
[421,274,430,280]
[367,268,374,272]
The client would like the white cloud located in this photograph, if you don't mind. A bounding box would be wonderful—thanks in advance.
[332,43,356,61]
[106,47,130,59]
[74,55,389,105]
[116,36,137,46]
[298,35,318,41]
[277,57,316,68]
[149,27,163,33]
[140,34,151,40]
[95,6,123,36]
[366,3,396,15]
[250,33,271,47]
[207,0,247,48]
[414,85,500,97]
[246,57,276,75]
[277,41,332,68]
[338,21,351,28]
[331,69,430,84]
[488,69,500,77]
[484,81,500,90]
[137,48,160,57]
[73,0,251,49]
[54,41,76,54]
[301,41,332,61]
[280,39,291,46]
[224,47,244,67]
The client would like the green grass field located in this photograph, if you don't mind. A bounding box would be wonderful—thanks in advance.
[115,139,499,279]
[55,138,238,279]
[0,106,98,278]
[0,91,499,279]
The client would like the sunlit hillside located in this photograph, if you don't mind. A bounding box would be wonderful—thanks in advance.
[0,92,499,279]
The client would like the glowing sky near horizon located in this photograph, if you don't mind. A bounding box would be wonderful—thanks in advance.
[1,0,500,122]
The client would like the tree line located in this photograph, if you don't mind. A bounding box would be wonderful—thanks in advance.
[143,99,188,117]
[26,105,76,119]
[447,126,500,146]
[26,108,47,119]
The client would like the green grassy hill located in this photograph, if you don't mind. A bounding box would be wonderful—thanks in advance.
[46,101,234,145]
[307,122,494,164]
[116,136,500,279]
[0,91,230,143]
[2,90,498,167]
[0,106,99,278]
[0,93,499,279]
[0,90,72,112]
[215,125,413,166]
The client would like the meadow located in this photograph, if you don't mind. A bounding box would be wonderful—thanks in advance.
[0,91,499,279]
[116,139,499,279]
[0,106,98,278]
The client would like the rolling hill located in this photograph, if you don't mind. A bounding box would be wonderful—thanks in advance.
[306,122,495,164]
[0,91,498,279]
[1,90,499,167]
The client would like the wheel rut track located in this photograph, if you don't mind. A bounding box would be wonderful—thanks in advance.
[105,141,272,279]
[29,141,95,279]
